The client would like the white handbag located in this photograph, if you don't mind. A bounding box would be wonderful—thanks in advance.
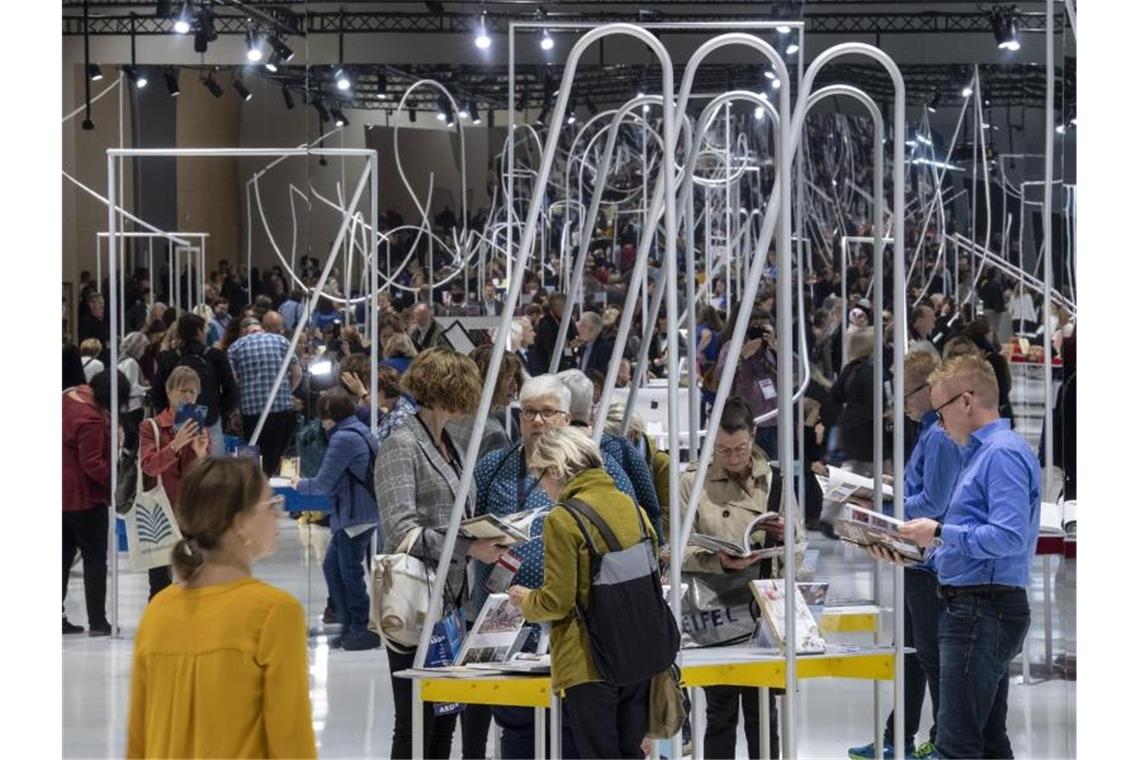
[123,419,184,571]
[369,528,435,648]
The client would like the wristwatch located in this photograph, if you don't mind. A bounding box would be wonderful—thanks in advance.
[930,523,944,549]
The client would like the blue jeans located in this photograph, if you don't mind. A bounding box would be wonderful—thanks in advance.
[883,568,945,747]
[935,589,1030,759]
[324,528,374,636]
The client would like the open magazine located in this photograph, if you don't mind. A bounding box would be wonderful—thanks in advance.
[1039,500,1077,538]
[460,511,541,545]
[688,512,784,558]
[816,466,894,503]
[833,504,924,565]
[748,579,827,654]
[452,593,529,667]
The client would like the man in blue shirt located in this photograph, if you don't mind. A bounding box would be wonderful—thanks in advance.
[899,354,1040,759]
[851,350,963,760]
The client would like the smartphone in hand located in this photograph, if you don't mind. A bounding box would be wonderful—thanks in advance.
[174,403,209,431]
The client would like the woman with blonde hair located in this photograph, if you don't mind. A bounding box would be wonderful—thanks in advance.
[118,332,150,450]
[375,348,507,759]
[127,457,316,758]
[380,332,419,375]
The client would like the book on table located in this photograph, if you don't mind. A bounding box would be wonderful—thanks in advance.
[687,511,785,559]
[459,511,541,545]
[748,579,827,655]
[832,503,925,565]
[451,593,529,668]
[1039,500,1076,538]
[816,466,894,503]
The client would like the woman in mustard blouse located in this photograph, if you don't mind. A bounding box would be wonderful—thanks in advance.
[127,457,317,759]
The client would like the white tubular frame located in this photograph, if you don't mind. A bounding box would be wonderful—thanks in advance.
[105,147,380,636]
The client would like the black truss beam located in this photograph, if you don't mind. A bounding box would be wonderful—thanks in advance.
[64,10,1071,36]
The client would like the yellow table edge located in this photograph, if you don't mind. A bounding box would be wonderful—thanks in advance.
[416,651,896,706]
[820,611,879,634]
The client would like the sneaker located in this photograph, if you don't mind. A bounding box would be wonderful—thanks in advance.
[848,741,917,759]
[322,604,337,625]
[88,621,113,638]
[63,618,84,635]
[341,630,382,651]
[915,741,936,759]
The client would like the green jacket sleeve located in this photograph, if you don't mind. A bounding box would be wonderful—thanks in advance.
[521,508,583,624]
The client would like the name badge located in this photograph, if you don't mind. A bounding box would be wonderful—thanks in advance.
[759,378,777,400]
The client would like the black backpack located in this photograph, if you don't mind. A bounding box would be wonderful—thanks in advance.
[560,497,680,685]
[175,349,215,409]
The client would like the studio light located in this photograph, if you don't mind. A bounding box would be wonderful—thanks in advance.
[233,79,252,102]
[202,73,224,98]
[568,110,577,125]
[334,67,351,91]
[173,3,191,34]
[475,12,491,49]
[330,107,349,127]
[991,7,1021,51]
[246,29,264,63]
[764,70,776,80]
[436,93,449,121]
[376,74,389,99]
[88,63,103,81]
[776,25,791,35]
[164,69,180,97]
[436,110,447,122]
[124,65,148,89]
[269,36,295,63]
[786,42,800,55]
[961,83,974,98]
[264,60,278,73]
[927,91,942,113]
[540,29,554,51]
[754,106,766,120]
[771,78,781,90]
[471,103,482,125]
[458,101,470,120]
[282,87,295,110]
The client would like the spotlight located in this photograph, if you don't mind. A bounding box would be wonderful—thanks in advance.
[334,67,351,91]
[409,108,417,122]
[314,100,330,123]
[458,101,471,120]
[202,73,224,98]
[164,69,180,97]
[990,7,1021,52]
[764,70,776,80]
[961,83,974,98]
[124,65,147,89]
[540,29,554,51]
[376,74,389,99]
[471,103,482,125]
[269,36,295,63]
[264,60,278,73]
[927,91,942,113]
[246,29,264,62]
[1055,123,1066,135]
[771,78,781,90]
[436,93,449,121]
[82,118,95,131]
[475,12,491,49]
[436,110,447,122]
[760,91,770,102]
[754,105,766,120]
[173,3,191,34]
[786,42,800,55]
[233,79,252,102]
[282,87,295,110]
[776,25,791,34]
[87,63,103,81]
[330,107,349,127]
[568,111,577,125]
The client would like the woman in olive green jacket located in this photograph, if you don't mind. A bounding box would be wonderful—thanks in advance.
[507,426,659,760]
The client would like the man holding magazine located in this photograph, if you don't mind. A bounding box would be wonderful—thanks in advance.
[849,350,964,760]
[676,396,801,759]
[880,354,1039,760]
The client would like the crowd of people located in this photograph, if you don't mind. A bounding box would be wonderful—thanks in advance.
[61,225,1075,758]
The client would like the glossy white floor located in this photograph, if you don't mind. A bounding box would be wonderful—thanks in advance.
[63,515,1075,759]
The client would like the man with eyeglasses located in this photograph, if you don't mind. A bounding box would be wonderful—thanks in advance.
[849,350,963,760]
[469,373,636,758]
[891,354,1040,760]
[676,396,798,759]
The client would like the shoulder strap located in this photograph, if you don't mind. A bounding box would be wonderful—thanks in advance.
[342,428,378,486]
[562,498,625,553]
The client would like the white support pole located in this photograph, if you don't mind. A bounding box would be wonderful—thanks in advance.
[1043,0,1056,515]
[106,154,121,636]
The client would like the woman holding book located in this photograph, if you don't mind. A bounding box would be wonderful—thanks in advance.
[674,396,799,759]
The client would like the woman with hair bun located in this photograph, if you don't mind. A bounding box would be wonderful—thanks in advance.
[126,456,316,759]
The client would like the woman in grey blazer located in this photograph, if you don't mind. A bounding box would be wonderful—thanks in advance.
[375,347,507,760]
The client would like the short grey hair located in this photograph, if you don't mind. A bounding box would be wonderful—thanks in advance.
[519,374,570,411]
[578,311,602,331]
[119,331,149,361]
[604,401,646,439]
[509,318,526,350]
[846,326,875,362]
[557,369,594,423]
[528,426,604,483]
